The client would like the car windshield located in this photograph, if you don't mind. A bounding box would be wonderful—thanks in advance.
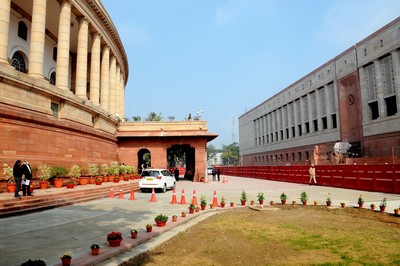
[142,171,159,177]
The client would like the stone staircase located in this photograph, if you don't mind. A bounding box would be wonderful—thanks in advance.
[0,180,139,218]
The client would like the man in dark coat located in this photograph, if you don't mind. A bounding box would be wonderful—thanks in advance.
[174,168,179,182]
[21,158,33,196]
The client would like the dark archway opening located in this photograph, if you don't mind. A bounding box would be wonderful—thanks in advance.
[138,149,151,174]
[167,144,195,181]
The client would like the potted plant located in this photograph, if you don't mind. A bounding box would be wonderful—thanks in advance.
[68,164,81,186]
[108,161,120,181]
[340,202,346,208]
[270,200,275,205]
[154,213,169,227]
[200,195,207,210]
[250,200,255,205]
[95,177,102,185]
[20,259,46,266]
[99,163,109,182]
[107,231,123,247]
[131,229,138,239]
[66,180,74,189]
[188,202,196,214]
[357,194,364,208]
[90,244,100,255]
[220,196,226,208]
[240,190,247,205]
[88,163,99,184]
[326,193,332,206]
[181,211,187,217]
[37,163,51,189]
[379,197,387,212]
[195,205,200,212]
[300,192,308,205]
[257,192,265,205]
[200,176,205,182]
[51,166,68,188]
[113,176,120,183]
[313,200,318,206]
[280,193,287,205]
[60,252,72,266]
[292,201,297,206]
[119,164,129,181]
[230,201,235,207]
[146,224,153,232]
[370,203,376,210]
[394,207,400,216]
[209,203,214,209]
[172,215,178,222]
[3,163,15,192]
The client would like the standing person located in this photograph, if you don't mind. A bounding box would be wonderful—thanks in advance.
[22,158,33,196]
[174,168,179,182]
[13,160,23,199]
[212,168,216,181]
[217,168,221,182]
[309,165,317,185]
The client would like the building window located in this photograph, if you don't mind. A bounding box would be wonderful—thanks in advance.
[331,114,337,128]
[49,72,56,85]
[305,122,310,133]
[385,96,397,116]
[275,132,278,142]
[286,128,289,139]
[322,117,327,129]
[365,63,377,102]
[305,151,309,160]
[298,152,302,161]
[298,125,302,136]
[53,47,57,61]
[292,126,295,137]
[12,52,26,73]
[369,101,379,120]
[270,133,273,142]
[313,119,318,132]
[18,21,28,40]
[51,102,59,119]
[280,130,283,140]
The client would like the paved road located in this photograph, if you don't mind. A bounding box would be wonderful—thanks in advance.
[0,176,399,266]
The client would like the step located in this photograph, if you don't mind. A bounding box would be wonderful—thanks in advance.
[0,180,139,217]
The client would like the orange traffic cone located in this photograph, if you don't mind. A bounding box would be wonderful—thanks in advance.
[192,190,198,205]
[171,188,178,204]
[149,188,157,202]
[179,189,187,204]
[129,187,136,200]
[213,190,219,206]
[109,186,114,198]
[118,186,124,199]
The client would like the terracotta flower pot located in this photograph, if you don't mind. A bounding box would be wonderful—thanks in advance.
[189,208,194,214]
[89,178,95,184]
[131,231,138,239]
[146,226,152,232]
[302,201,307,206]
[201,205,206,210]
[61,257,71,266]
[54,179,63,188]
[91,248,100,255]
[358,202,364,208]
[66,183,74,189]
[270,201,275,205]
[230,202,235,207]
[39,181,48,189]
[220,202,225,208]
[108,239,122,247]
[241,200,246,206]
[79,177,88,185]
[7,183,16,193]
[259,200,264,205]
[394,209,400,216]
[156,221,166,227]
[172,216,178,222]
[326,201,332,207]
[380,205,386,212]
[181,212,187,217]
[281,200,286,205]
[95,181,102,185]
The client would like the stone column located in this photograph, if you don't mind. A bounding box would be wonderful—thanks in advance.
[0,0,11,64]
[391,50,400,114]
[56,0,71,90]
[75,17,89,98]
[115,65,121,117]
[28,0,47,78]
[374,60,386,117]
[120,76,125,119]
[293,100,299,137]
[109,55,116,114]
[287,103,293,138]
[300,97,306,135]
[324,85,333,128]
[89,33,100,105]
[100,46,110,110]
[307,94,313,133]
[315,89,322,131]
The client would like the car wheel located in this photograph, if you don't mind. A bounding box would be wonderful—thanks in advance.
[172,182,176,190]
[161,183,167,193]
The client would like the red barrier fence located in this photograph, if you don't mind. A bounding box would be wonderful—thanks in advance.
[217,165,400,194]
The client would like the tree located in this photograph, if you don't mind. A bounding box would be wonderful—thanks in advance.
[221,142,240,165]
[144,112,163,121]
[132,116,141,121]
[207,144,218,161]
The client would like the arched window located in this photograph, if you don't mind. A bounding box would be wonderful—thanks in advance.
[12,52,26,73]
[49,72,56,85]
[18,21,28,41]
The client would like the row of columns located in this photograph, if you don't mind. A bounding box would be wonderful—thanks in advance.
[0,0,125,118]
[254,84,338,145]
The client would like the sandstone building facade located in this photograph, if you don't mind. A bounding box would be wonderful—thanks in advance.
[239,17,400,166]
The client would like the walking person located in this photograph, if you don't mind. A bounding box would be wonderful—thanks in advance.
[174,167,179,182]
[309,165,317,185]
[13,160,23,199]
[212,168,216,181]
[22,158,33,196]
[217,168,221,182]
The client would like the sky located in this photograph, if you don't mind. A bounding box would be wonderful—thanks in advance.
[101,0,399,149]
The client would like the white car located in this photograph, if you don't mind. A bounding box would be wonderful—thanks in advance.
[207,167,214,175]
[139,169,176,193]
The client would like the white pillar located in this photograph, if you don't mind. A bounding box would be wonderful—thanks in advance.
[0,0,11,64]
[109,55,116,114]
[28,0,47,78]
[100,46,110,110]
[89,33,100,105]
[56,0,71,90]
[75,17,89,98]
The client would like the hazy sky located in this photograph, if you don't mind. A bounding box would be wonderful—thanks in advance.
[102,0,399,148]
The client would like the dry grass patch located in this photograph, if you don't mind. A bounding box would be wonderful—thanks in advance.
[121,206,400,266]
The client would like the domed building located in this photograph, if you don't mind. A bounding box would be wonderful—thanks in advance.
[0,0,128,167]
